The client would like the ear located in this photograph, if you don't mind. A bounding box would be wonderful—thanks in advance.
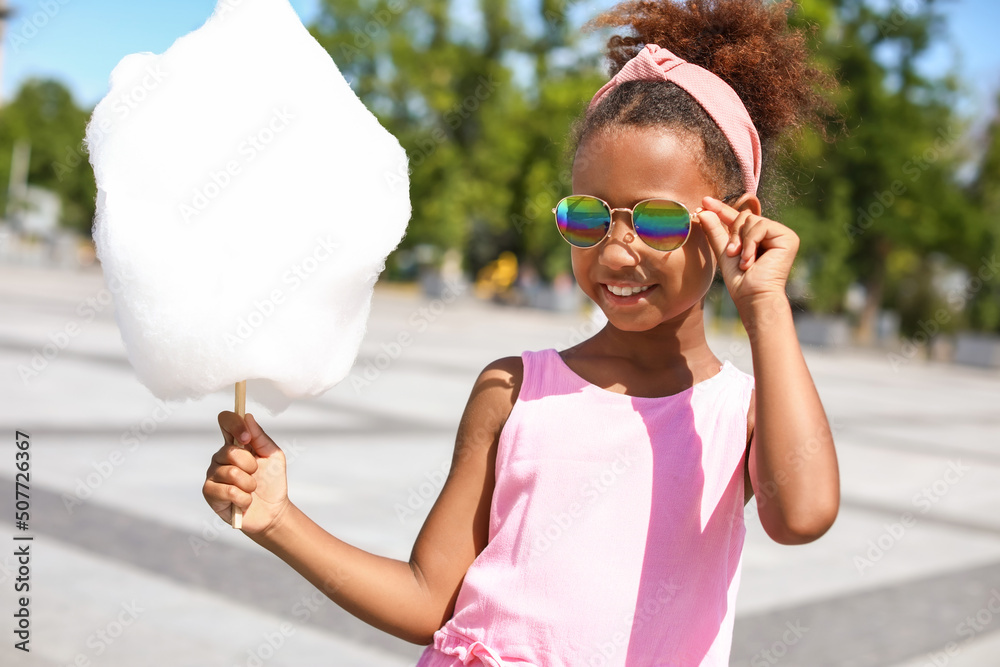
[730,192,762,216]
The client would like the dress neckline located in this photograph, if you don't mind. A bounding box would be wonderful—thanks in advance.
[549,348,732,401]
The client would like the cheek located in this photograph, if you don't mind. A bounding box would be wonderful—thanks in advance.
[569,249,588,282]
[688,228,716,272]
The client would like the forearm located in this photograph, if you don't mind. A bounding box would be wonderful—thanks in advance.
[741,294,840,543]
[249,502,440,644]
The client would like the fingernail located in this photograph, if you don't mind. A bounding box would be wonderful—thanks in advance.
[240,432,249,443]
[727,242,736,252]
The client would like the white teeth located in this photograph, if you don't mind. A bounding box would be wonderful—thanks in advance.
[608,284,650,297]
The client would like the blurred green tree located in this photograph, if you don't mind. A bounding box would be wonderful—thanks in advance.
[962,90,1000,333]
[778,0,982,342]
[0,79,96,235]
[309,0,606,281]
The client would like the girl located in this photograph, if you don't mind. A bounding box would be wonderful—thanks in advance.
[203,0,840,664]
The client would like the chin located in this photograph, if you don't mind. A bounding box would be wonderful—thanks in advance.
[601,312,662,333]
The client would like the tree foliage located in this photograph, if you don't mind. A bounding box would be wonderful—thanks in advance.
[776,0,986,338]
[1,0,997,336]
[0,79,95,235]
[310,0,606,280]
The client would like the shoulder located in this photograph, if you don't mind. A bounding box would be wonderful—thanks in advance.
[476,355,524,402]
[480,355,524,384]
[458,355,524,440]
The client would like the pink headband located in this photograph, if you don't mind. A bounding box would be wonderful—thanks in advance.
[588,43,761,196]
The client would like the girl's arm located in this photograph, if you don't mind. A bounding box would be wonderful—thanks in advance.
[742,293,840,545]
[698,196,840,545]
[210,356,523,644]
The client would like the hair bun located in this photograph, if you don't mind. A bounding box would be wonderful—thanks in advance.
[585,0,836,146]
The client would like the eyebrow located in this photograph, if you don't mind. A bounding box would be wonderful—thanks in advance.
[579,193,680,208]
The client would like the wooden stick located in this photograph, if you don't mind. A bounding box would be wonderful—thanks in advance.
[231,380,247,529]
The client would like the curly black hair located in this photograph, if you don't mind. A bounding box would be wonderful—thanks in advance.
[567,0,838,208]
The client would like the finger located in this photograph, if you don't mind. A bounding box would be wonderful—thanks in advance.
[218,411,250,446]
[244,413,283,458]
[727,209,754,256]
[740,220,768,268]
[211,444,259,474]
[702,195,742,225]
[208,462,258,493]
[203,479,253,513]
[693,208,731,260]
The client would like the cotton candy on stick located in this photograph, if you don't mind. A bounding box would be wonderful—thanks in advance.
[85,0,411,528]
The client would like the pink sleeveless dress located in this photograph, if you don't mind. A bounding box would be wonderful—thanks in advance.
[415,348,755,666]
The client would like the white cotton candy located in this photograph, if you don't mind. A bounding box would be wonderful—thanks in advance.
[86,0,411,415]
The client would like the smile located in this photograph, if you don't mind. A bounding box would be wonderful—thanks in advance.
[604,283,655,298]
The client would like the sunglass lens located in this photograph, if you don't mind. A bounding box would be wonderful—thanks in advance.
[555,196,609,247]
[633,200,690,251]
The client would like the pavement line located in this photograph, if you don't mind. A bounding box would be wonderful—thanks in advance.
[7,474,1000,665]
[841,496,1000,538]
[0,475,424,661]
[838,424,1000,467]
[731,560,1000,667]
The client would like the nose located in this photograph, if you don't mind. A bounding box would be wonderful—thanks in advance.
[599,210,640,269]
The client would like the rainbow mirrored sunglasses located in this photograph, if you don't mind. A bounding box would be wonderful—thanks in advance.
[552,193,741,252]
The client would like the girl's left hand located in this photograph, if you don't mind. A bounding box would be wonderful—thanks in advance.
[695,196,800,310]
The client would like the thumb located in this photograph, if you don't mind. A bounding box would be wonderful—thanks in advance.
[244,413,282,458]
[694,207,730,261]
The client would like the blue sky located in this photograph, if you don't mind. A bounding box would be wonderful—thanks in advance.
[2,0,999,123]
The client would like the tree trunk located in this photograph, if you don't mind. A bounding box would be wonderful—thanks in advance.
[856,239,891,346]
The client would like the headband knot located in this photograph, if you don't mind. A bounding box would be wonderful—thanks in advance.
[588,43,761,196]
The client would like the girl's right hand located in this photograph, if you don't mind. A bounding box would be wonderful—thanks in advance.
[203,411,290,537]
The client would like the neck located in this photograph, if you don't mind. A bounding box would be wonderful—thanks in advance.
[591,300,717,370]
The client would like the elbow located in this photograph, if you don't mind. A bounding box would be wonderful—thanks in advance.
[396,618,441,646]
[405,631,437,647]
[762,501,840,546]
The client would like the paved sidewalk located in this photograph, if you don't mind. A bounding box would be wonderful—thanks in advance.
[1,261,999,666]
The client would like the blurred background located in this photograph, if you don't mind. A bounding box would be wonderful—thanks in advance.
[3,0,1000,354]
[1,1,999,666]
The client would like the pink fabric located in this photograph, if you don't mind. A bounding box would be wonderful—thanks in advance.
[415,348,755,666]
[588,43,762,196]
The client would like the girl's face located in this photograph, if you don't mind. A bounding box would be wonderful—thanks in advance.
[569,126,721,332]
